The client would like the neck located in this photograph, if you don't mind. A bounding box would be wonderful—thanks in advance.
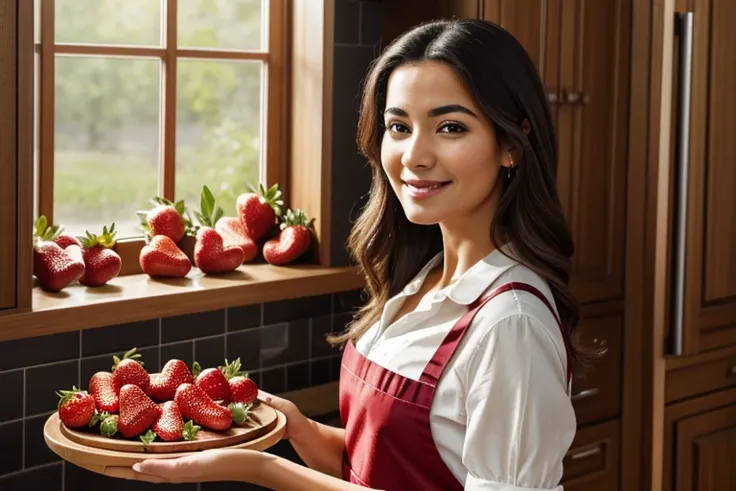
[434,215,497,291]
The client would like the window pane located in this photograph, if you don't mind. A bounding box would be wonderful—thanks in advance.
[178,0,263,51]
[55,0,161,46]
[54,56,161,239]
[175,60,262,216]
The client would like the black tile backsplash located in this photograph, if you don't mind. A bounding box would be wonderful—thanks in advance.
[0,0,379,488]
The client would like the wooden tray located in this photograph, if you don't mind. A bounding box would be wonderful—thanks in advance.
[44,400,286,476]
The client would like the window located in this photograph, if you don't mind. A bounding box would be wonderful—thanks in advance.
[34,0,286,272]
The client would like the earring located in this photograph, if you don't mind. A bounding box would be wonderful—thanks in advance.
[507,153,515,179]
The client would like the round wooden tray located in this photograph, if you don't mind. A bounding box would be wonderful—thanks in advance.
[44,400,286,476]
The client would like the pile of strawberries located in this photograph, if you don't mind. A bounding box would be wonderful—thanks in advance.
[56,348,259,445]
[138,182,315,278]
[33,216,122,292]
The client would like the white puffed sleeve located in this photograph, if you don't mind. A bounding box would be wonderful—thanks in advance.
[461,314,576,490]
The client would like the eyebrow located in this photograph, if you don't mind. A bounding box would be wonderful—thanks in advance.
[384,104,477,118]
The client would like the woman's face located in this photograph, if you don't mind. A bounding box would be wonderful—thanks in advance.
[380,60,508,227]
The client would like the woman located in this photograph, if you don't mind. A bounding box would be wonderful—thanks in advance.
[114,18,581,490]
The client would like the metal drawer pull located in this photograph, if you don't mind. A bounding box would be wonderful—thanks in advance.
[570,446,602,460]
[571,387,600,401]
[547,91,559,103]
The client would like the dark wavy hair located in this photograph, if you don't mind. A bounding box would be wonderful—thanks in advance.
[329,18,590,367]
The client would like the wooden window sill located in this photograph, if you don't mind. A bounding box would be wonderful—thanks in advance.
[0,264,364,342]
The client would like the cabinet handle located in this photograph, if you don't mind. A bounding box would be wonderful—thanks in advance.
[571,387,600,401]
[728,364,736,377]
[562,90,589,105]
[547,91,559,104]
[569,446,602,460]
[670,11,694,357]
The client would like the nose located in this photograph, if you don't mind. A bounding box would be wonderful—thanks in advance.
[400,132,435,170]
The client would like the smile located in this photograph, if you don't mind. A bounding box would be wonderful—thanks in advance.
[402,180,451,199]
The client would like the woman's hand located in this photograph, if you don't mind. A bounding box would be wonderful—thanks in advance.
[106,448,264,483]
[259,389,310,441]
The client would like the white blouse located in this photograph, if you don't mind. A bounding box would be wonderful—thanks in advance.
[355,247,577,490]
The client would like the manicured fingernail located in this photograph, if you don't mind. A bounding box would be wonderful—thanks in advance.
[132,463,142,472]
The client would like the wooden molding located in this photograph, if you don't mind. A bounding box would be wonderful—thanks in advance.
[0,264,364,342]
[288,0,335,266]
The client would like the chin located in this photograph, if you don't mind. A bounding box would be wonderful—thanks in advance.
[403,209,443,226]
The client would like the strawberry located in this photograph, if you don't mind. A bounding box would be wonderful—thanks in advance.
[146,359,194,402]
[32,216,85,292]
[220,357,259,405]
[54,234,82,249]
[191,186,244,274]
[152,401,185,442]
[263,208,314,265]
[78,223,122,287]
[117,384,161,438]
[236,183,283,242]
[56,386,96,429]
[136,197,190,243]
[194,364,232,403]
[174,383,233,431]
[139,235,191,278]
[112,348,149,392]
[89,371,119,413]
[215,217,258,263]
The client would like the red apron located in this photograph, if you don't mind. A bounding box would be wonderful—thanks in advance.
[339,282,571,490]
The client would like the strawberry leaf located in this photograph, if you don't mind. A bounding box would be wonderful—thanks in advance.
[140,429,157,445]
[174,200,186,216]
[229,402,250,425]
[182,420,201,441]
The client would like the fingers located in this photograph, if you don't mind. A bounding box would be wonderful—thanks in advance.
[105,465,170,483]
[132,458,179,477]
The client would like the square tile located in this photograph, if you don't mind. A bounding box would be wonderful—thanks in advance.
[260,320,310,368]
[80,346,160,388]
[311,315,340,358]
[194,336,226,371]
[161,309,226,343]
[286,362,310,392]
[311,359,331,386]
[160,342,194,369]
[25,413,60,467]
[263,295,331,324]
[334,289,365,314]
[0,420,23,475]
[0,331,79,372]
[0,462,62,490]
[0,370,23,422]
[226,329,260,372]
[25,360,79,416]
[260,366,285,394]
[227,304,261,332]
[330,354,342,382]
[81,319,159,357]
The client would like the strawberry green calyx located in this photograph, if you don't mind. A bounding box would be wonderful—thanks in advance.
[219,357,247,380]
[55,386,86,409]
[182,420,201,441]
[193,185,224,230]
[79,223,118,249]
[111,347,145,371]
[33,215,64,246]
[191,361,202,378]
[140,429,157,445]
[100,414,119,437]
[87,410,109,428]
[249,183,284,218]
[279,208,315,231]
[229,402,251,425]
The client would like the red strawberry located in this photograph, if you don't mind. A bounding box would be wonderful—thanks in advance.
[54,234,82,249]
[174,383,233,431]
[194,365,232,403]
[112,348,149,392]
[117,384,161,438]
[220,357,259,404]
[152,401,187,442]
[78,223,122,286]
[236,183,283,241]
[56,386,96,429]
[191,186,244,274]
[139,235,191,278]
[137,197,189,243]
[32,216,85,292]
[194,227,244,274]
[146,359,194,401]
[89,371,119,413]
[263,208,313,265]
[215,217,258,263]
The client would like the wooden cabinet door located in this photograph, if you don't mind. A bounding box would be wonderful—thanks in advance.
[484,1,630,305]
[667,0,736,357]
[673,402,736,490]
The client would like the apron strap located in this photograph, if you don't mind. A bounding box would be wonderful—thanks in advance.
[419,282,572,388]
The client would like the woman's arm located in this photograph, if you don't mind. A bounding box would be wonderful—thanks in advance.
[254,452,381,491]
[262,393,346,477]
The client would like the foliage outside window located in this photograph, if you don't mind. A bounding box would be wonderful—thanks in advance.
[34,0,283,246]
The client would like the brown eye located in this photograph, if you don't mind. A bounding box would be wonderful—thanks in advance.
[388,122,410,134]
[439,123,466,133]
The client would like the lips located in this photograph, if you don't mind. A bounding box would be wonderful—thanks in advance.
[402,179,451,199]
